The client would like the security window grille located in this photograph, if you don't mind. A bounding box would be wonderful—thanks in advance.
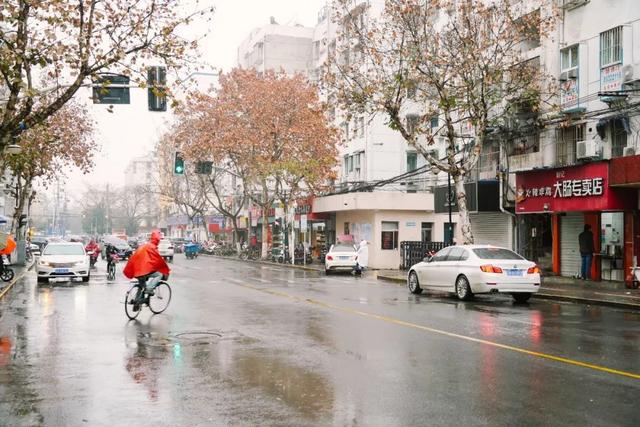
[600,27,622,67]
[381,221,399,250]
[611,119,627,158]
[406,152,418,172]
[560,45,579,72]
[148,66,167,112]
[92,74,130,104]
[406,81,417,99]
[556,124,583,166]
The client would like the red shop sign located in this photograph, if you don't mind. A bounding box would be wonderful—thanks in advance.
[515,162,636,213]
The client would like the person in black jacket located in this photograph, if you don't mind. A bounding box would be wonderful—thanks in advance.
[578,224,595,280]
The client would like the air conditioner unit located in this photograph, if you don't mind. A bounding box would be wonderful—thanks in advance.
[624,146,636,157]
[576,139,602,160]
[561,0,589,11]
[559,68,578,82]
[622,64,640,83]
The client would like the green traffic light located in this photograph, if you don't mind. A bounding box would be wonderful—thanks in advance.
[175,165,184,174]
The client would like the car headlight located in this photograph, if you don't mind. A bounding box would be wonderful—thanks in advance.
[39,260,51,267]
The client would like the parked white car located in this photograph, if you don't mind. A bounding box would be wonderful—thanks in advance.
[325,243,358,275]
[158,239,174,262]
[36,242,90,283]
[407,245,541,303]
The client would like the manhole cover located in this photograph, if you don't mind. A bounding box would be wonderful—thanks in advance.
[173,331,222,345]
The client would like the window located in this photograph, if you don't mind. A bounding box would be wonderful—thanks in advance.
[556,124,583,166]
[447,247,465,261]
[381,221,399,250]
[92,74,130,104]
[600,26,622,67]
[147,66,167,111]
[611,118,628,158]
[354,152,361,171]
[406,152,417,172]
[406,115,419,135]
[344,222,350,235]
[348,155,354,172]
[421,222,433,242]
[430,117,439,129]
[406,81,417,99]
[560,45,579,72]
[432,247,451,262]
[473,248,524,260]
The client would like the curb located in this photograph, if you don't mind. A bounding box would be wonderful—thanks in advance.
[0,261,34,300]
[201,253,322,273]
[375,274,640,310]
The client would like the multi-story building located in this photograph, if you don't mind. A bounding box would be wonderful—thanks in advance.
[124,154,158,232]
[512,0,640,283]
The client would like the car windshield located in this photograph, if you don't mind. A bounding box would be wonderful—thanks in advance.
[332,244,355,252]
[159,240,171,246]
[43,245,84,256]
[473,248,524,260]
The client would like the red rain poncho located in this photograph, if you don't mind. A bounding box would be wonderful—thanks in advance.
[0,236,16,255]
[123,231,170,279]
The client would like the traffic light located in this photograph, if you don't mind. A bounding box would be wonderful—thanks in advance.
[19,214,27,228]
[174,152,185,175]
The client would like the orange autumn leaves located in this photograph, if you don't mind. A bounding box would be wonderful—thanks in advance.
[168,69,339,197]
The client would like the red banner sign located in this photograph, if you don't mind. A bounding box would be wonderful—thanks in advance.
[515,162,636,213]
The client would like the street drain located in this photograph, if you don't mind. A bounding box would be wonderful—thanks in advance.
[173,331,222,345]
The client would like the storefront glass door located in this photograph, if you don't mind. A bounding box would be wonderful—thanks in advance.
[601,212,624,281]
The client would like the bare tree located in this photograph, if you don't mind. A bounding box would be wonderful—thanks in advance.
[327,0,557,243]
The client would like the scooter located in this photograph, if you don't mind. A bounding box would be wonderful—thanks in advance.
[87,250,99,268]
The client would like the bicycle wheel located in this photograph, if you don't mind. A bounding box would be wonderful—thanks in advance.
[1,268,14,282]
[107,264,115,280]
[148,282,171,314]
[124,285,142,320]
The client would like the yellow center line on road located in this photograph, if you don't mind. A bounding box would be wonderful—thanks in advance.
[237,283,640,381]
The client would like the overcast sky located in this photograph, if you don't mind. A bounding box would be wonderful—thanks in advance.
[65,0,327,198]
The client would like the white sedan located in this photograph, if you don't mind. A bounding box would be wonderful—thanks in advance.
[158,239,174,262]
[325,243,358,274]
[36,242,91,283]
[407,245,541,303]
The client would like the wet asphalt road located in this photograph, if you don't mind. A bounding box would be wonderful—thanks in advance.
[1,256,639,426]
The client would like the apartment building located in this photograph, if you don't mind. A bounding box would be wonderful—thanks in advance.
[511,0,640,283]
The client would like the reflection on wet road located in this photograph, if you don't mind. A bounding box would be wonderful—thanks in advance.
[1,256,639,426]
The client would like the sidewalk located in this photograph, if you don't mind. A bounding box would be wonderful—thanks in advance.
[0,262,33,300]
[375,270,640,310]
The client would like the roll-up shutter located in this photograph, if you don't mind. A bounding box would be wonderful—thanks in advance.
[560,213,584,278]
[470,213,513,250]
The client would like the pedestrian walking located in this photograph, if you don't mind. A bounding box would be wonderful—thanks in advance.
[579,224,595,280]
[354,239,369,275]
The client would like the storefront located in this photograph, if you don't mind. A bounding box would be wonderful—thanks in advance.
[515,161,637,282]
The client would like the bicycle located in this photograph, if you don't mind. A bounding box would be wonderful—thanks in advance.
[124,279,172,320]
[106,254,119,281]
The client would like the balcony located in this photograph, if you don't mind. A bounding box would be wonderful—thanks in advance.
[508,151,542,172]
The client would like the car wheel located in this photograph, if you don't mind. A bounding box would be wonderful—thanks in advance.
[512,292,532,304]
[455,275,473,301]
[408,271,423,295]
[82,274,90,283]
[37,276,48,284]
[325,268,331,275]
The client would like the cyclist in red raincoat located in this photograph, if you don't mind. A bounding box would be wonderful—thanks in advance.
[124,230,170,303]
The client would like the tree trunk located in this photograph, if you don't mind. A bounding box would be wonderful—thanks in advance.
[454,174,474,245]
[231,217,241,252]
[261,207,269,259]
[284,202,295,264]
